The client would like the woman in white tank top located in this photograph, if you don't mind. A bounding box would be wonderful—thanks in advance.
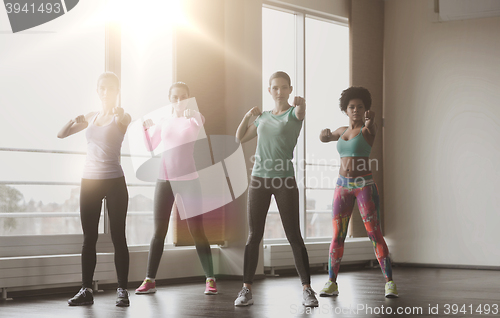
[57,72,132,307]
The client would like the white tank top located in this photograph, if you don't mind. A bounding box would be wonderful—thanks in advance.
[82,112,125,179]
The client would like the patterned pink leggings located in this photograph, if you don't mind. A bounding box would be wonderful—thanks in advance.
[328,174,392,281]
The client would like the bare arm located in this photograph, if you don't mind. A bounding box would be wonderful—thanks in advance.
[364,110,377,136]
[185,109,205,127]
[113,107,132,134]
[320,126,347,142]
[143,119,162,151]
[57,112,95,139]
[293,96,306,120]
[236,107,261,143]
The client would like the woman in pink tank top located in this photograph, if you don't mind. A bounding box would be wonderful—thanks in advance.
[57,72,132,307]
[134,82,217,296]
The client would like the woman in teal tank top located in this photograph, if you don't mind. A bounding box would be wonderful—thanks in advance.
[233,71,318,308]
[318,87,398,298]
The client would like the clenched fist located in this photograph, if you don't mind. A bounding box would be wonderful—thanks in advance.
[184,109,196,118]
[245,106,262,119]
[113,107,125,120]
[72,115,87,124]
[293,96,306,108]
[320,128,332,142]
[143,119,155,130]
[364,110,375,127]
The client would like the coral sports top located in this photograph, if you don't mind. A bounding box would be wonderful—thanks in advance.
[336,125,372,158]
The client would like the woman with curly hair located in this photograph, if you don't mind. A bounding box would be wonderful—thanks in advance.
[318,86,398,298]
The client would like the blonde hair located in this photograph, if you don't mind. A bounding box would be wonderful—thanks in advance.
[97,71,120,89]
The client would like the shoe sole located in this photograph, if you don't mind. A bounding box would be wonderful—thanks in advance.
[204,291,218,295]
[235,299,254,306]
[302,301,319,307]
[319,291,339,297]
[135,288,157,294]
[116,301,130,307]
[68,300,94,306]
[385,293,399,298]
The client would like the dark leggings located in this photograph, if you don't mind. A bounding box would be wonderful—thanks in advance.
[80,177,129,289]
[146,179,214,278]
[244,176,311,285]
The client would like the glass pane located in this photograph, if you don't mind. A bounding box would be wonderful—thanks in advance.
[263,199,286,240]
[126,185,169,246]
[262,7,296,241]
[0,184,104,236]
[120,5,174,121]
[0,0,105,237]
[262,7,296,111]
[304,17,349,239]
[304,164,339,190]
[305,189,334,238]
[120,5,175,246]
[305,18,349,164]
[0,2,105,152]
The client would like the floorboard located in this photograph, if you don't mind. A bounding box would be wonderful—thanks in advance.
[1,267,499,317]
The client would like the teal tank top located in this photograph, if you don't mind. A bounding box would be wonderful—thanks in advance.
[336,125,372,157]
[252,107,303,178]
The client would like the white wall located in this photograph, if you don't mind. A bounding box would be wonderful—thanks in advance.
[384,0,500,266]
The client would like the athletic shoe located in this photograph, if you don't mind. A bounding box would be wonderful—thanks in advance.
[204,277,218,295]
[319,280,339,297]
[302,287,319,307]
[116,288,130,307]
[234,286,253,306]
[135,279,157,294]
[68,287,94,306]
[385,281,399,298]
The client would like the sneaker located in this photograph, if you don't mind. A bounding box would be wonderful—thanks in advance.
[68,287,94,306]
[385,281,399,298]
[116,288,130,307]
[234,286,253,306]
[302,287,319,307]
[204,277,218,295]
[319,280,339,297]
[135,279,157,294]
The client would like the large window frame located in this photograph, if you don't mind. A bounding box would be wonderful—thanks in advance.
[0,22,166,256]
[262,2,349,244]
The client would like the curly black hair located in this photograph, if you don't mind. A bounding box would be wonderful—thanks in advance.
[339,86,372,113]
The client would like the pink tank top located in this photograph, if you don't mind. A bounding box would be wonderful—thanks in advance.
[143,114,204,181]
[83,112,125,179]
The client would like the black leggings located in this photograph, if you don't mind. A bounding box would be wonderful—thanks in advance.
[146,179,214,278]
[80,177,129,289]
[244,176,311,285]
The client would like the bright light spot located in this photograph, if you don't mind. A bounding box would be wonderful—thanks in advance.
[84,0,189,48]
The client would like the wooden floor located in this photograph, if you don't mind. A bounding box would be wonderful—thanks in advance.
[1,266,499,318]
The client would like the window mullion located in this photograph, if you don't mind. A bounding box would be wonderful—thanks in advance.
[295,12,306,237]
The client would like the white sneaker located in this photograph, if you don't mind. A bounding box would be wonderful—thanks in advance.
[234,287,253,306]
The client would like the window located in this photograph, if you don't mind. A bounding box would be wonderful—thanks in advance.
[0,0,105,237]
[262,6,349,241]
[120,2,176,246]
[304,17,349,239]
[0,0,177,247]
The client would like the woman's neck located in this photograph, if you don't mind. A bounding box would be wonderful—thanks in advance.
[101,103,114,115]
[349,119,364,129]
[273,101,290,114]
[172,109,184,118]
